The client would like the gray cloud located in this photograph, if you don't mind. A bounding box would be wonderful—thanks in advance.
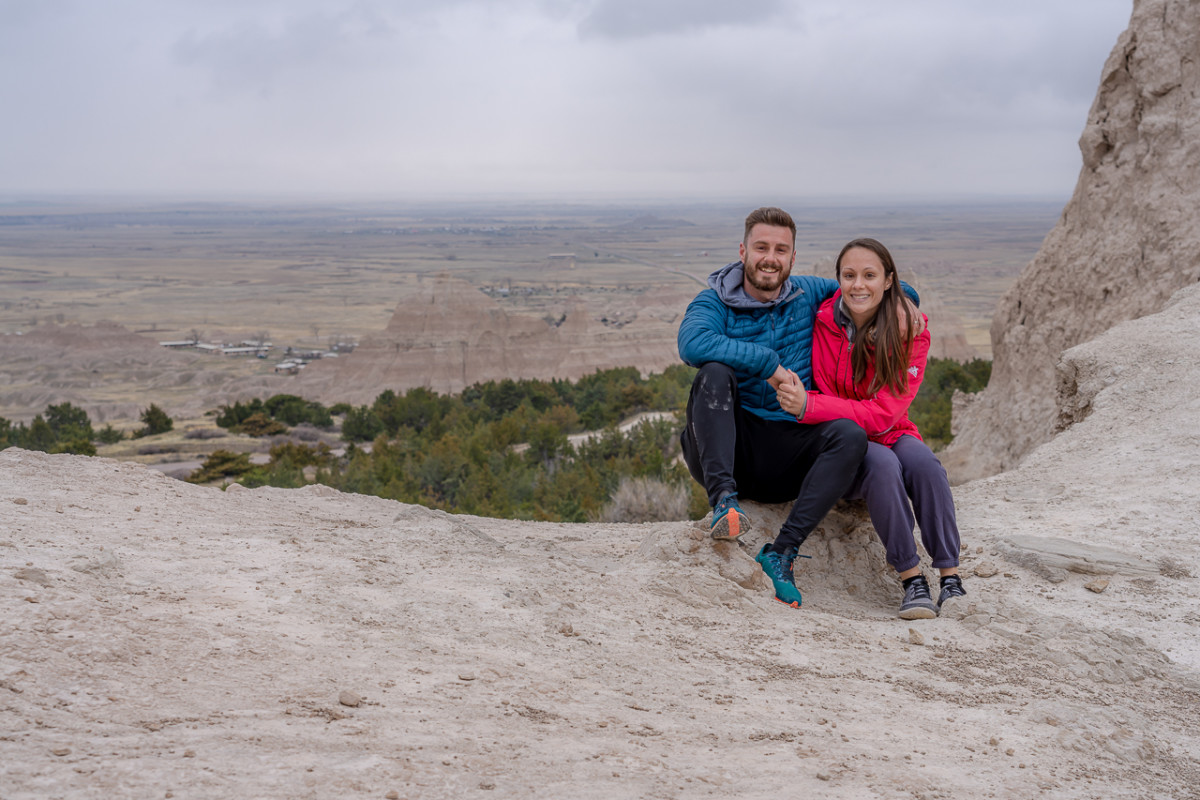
[578,0,790,39]
[0,0,1133,198]
[171,6,399,95]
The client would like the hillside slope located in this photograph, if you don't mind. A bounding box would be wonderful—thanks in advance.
[4,285,1200,798]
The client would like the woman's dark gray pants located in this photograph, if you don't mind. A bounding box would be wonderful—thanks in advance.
[843,435,962,571]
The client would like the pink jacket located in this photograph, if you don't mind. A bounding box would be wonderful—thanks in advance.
[799,292,929,446]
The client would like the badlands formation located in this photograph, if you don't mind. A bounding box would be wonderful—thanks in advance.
[292,275,695,405]
[0,322,285,425]
[944,0,1200,481]
[7,3,1200,799]
[294,273,977,407]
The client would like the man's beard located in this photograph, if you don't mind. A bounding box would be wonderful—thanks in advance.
[745,259,789,294]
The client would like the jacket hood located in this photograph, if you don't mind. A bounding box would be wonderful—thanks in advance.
[707,261,797,309]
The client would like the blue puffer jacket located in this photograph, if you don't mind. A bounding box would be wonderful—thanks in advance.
[677,262,919,423]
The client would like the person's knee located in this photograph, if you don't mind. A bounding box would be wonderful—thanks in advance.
[691,362,739,409]
[897,439,948,483]
[825,418,868,457]
[862,444,903,481]
[695,361,736,385]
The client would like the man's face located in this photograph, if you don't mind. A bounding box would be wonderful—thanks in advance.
[739,223,796,302]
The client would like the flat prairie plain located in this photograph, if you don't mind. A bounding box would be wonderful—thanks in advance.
[0,198,1059,420]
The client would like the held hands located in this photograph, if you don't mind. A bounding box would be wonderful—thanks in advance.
[771,366,807,417]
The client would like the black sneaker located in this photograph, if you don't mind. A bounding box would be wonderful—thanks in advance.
[899,575,938,620]
[938,574,967,609]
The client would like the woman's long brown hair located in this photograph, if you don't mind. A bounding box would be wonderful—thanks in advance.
[834,238,916,396]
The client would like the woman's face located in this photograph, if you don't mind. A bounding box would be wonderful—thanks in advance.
[838,247,893,322]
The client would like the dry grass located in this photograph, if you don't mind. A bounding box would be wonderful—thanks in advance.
[599,476,690,523]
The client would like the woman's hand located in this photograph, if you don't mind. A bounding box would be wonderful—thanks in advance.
[775,374,807,417]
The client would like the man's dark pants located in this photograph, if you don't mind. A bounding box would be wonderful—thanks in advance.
[680,362,867,550]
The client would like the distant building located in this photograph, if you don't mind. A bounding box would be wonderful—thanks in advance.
[220,346,270,357]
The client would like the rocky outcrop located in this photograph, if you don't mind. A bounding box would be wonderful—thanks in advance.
[944,0,1200,481]
[294,274,692,404]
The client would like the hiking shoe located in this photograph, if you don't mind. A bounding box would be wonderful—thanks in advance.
[755,544,803,608]
[710,493,751,541]
[938,574,967,609]
[899,575,938,620]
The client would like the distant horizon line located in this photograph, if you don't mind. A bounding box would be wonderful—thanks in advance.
[0,190,1070,210]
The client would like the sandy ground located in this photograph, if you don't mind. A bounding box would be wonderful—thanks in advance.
[4,286,1200,799]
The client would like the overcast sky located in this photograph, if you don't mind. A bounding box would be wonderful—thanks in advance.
[0,0,1132,201]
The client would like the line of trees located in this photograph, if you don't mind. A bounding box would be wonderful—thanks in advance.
[4,358,989,523]
[199,366,704,521]
[0,403,174,454]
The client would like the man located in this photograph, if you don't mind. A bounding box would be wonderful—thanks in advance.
[677,207,918,609]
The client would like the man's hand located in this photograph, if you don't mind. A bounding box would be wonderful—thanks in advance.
[899,297,926,337]
[773,369,807,417]
[767,364,797,391]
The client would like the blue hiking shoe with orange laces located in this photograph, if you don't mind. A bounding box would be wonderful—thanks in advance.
[755,544,804,608]
[710,493,751,541]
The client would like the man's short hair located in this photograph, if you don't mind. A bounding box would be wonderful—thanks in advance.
[743,207,796,244]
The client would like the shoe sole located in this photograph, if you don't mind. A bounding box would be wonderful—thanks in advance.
[774,596,801,609]
[710,511,749,541]
[899,605,938,620]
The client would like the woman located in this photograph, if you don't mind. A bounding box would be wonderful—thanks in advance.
[776,238,965,619]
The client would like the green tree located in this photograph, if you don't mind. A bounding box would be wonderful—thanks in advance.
[342,406,384,442]
[909,357,992,448]
[264,394,334,428]
[216,399,265,430]
[134,404,174,438]
[238,412,287,437]
[45,402,94,442]
[311,364,702,523]
[95,424,124,444]
[188,450,254,483]
[21,416,56,452]
[50,438,97,456]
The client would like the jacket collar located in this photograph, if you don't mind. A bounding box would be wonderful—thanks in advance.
[707,261,797,309]
[831,290,859,343]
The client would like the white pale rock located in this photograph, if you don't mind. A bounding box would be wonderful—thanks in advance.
[944,0,1200,482]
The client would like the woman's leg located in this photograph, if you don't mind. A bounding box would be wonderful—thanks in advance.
[844,441,919,573]
[892,435,961,570]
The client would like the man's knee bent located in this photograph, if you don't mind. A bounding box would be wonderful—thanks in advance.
[822,418,868,457]
[694,361,737,387]
[690,362,739,412]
